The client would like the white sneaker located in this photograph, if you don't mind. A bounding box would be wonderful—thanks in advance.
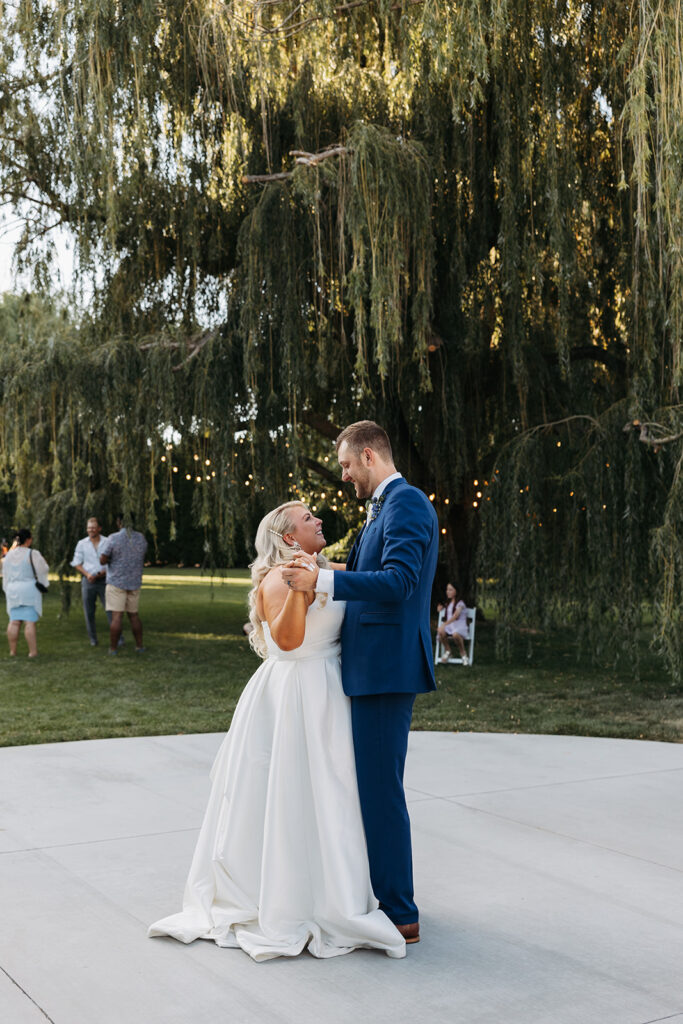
[462,654,469,666]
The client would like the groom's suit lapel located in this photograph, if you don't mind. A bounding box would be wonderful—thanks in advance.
[348,478,405,569]
[347,524,366,570]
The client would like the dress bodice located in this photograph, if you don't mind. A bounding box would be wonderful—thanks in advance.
[263,595,346,661]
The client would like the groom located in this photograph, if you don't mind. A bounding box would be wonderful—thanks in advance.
[284,421,438,944]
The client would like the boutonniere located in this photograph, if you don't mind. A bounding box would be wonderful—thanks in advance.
[368,493,387,523]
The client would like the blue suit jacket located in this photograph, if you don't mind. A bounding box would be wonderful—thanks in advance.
[332,478,439,697]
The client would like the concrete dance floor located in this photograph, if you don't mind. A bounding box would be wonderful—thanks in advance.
[1,731,682,1024]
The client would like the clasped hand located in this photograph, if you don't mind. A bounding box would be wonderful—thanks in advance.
[281,554,319,592]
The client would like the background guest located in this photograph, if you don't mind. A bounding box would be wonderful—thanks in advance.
[2,528,49,658]
[437,582,469,664]
[71,516,112,646]
[99,514,148,655]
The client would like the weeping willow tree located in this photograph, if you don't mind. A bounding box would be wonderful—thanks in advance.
[0,0,680,675]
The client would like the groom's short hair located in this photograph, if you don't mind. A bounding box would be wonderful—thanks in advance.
[335,421,393,461]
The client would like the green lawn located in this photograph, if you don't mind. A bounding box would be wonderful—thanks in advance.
[1,569,681,746]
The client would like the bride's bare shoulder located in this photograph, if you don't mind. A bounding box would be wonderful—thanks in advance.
[260,566,287,593]
[255,568,283,613]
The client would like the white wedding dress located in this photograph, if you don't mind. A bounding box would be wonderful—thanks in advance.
[148,595,405,961]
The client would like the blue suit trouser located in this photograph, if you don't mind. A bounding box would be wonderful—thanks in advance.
[350,692,418,925]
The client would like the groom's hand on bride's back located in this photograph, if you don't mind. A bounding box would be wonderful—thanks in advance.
[281,556,319,591]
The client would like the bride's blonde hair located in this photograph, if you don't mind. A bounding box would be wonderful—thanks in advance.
[247,501,329,659]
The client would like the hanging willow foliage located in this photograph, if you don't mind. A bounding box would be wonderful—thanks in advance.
[0,0,680,676]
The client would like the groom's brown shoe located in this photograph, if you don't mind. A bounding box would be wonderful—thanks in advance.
[396,922,420,944]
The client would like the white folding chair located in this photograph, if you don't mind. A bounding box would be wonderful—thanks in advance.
[434,606,477,666]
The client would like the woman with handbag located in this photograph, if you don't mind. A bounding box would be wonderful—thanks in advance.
[1,528,49,658]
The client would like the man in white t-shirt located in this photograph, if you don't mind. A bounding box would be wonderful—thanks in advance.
[71,516,111,646]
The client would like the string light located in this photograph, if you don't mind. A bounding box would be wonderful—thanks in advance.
[205,459,211,466]
[429,493,435,501]
[185,474,191,480]
[473,501,478,508]
[441,527,446,534]
[173,466,178,473]
[160,455,166,462]
[193,454,199,461]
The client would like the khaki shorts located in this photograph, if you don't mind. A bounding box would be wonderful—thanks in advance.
[106,585,141,613]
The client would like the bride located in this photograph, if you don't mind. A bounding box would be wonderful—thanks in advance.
[148,501,405,961]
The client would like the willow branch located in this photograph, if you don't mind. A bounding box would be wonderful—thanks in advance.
[243,146,348,183]
[304,457,341,485]
[291,146,348,166]
[301,411,341,441]
[138,330,217,370]
[626,421,683,448]
[172,331,216,370]
[242,171,293,183]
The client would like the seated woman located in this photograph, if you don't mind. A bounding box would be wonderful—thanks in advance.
[437,582,469,664]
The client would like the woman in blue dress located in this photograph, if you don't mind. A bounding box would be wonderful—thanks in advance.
[2,528,49,658]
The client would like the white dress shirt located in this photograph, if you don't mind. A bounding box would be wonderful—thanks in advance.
[317,473,402,598]
[71,536,108,578]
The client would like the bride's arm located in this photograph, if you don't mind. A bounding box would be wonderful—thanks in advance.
[260,569,314,651]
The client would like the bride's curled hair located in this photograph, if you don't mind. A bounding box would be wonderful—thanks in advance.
[247,501,329,659]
